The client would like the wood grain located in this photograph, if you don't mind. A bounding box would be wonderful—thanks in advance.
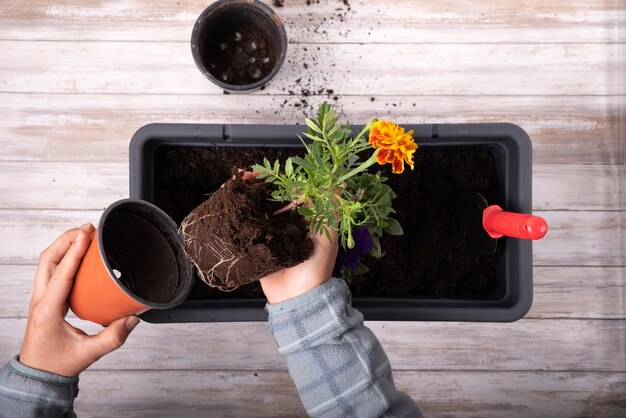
[0,93,620,164]
[0,162,618,210]
[532,210,622,266]
[71,370,626,418]
[1,42,620,96]
[0,318,623,372]
[529,267,625,319]
[2,265,623,320]
[0,0,623,44]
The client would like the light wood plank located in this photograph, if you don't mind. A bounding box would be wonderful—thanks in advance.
[70,370,626,418]
[1,0,623,44]
[0,93,620,164]
[0,162,128,210]
[0,42,619,96]
[0,318,623,372]
[74,369,307,417]
[405,371,626,418]
[0,162,618,210]
[2,265,623,320]
[1,209,618,266]
[533,165,619,210]
[0,265,35,319]
[0,210,101,264]
[529,267,625,319]
[532,210,622,266]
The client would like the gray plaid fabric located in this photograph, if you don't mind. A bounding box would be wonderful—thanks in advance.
[0,356,78,418]
[267,277,422,418]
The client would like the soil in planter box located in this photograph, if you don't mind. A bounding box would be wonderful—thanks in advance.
[350,147,502,298]
[155,145,501,300]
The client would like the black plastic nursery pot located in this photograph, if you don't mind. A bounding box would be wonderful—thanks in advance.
[191,0,288,92]
[129,123,533,323]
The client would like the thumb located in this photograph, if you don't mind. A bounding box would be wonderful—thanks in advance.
[86,316,140,361]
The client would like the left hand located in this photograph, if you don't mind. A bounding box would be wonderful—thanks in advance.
[19,223,140,377]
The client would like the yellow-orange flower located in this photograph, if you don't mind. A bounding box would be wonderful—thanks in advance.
[368,120,417,174]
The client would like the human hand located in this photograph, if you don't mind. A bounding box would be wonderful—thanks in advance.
[260,227,339,304]
[19,224,140,377]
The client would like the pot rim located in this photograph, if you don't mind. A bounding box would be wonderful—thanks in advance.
[190,0,288,92]
[98,198,193,310]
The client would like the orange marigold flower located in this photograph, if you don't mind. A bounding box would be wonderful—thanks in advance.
[368,120,417,174]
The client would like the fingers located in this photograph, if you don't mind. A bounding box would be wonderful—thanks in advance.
[310,225,339,248]
[241,170,260,181]
[310,228,339,278]
[40,225,94,311]
[84,316,139,362]
[32,224,94,308]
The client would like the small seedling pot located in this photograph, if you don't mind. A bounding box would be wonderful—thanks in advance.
[191,0,287,92]
[69,199,193,326]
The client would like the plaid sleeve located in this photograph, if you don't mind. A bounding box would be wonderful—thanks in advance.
[0,356,78,418]
[266,277,422,418]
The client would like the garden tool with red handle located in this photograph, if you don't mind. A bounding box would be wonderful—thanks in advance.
[448,192,548,254]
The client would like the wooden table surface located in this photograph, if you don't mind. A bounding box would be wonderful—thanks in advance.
[1,1,624,416]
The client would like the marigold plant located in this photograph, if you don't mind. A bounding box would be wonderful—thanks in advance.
[252,102,417,276]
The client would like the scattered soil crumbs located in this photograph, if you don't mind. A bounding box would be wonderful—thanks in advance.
[268,1,355,118]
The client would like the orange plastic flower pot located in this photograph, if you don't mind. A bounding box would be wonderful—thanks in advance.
[69,199,193,326]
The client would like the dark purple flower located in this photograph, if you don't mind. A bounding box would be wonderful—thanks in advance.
[334,227,374,272]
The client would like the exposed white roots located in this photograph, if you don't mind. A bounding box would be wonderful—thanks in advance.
[180,211,243,292]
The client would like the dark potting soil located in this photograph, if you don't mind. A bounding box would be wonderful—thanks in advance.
[180,171,313,291]
[201,22,276,86]
[350,148,502,298]
[154,146,501,300]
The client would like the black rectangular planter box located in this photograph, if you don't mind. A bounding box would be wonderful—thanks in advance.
[129,123,533,322]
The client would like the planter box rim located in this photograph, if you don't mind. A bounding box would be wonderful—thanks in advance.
[129,122,533,323]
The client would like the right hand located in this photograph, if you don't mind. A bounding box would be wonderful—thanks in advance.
[241,169,340,304]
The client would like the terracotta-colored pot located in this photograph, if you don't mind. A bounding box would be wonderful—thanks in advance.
[69,199,193,326]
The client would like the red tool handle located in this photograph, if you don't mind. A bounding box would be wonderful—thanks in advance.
[483,205,548,240]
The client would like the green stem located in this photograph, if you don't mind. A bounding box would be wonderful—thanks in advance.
[337,151,379,183]
[354,120,375,142]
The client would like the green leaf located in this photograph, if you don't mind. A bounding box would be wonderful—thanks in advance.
[321,225,332,242]
[352,262,370,275]
[370,239,382,257]
[383,218,404,235]
[297,206,314,217]
[285,157,293,177]
[251,163,266,174]
[306,118,322,134]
